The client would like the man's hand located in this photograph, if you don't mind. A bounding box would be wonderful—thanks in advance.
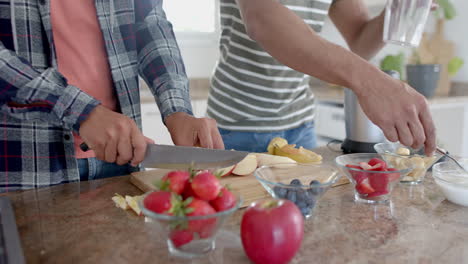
[355,76,436,156]
[165,112,224,149]
[79,105,154,166]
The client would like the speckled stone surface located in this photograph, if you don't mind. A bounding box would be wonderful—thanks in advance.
[3,147,468,264]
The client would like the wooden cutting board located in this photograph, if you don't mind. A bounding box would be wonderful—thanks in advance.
[130,169,349,208]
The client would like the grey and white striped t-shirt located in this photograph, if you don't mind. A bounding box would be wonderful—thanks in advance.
[207,0,333,131]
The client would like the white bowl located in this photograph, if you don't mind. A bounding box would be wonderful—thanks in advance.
[433,160,468,207]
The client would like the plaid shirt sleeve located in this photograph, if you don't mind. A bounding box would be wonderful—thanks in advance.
[0,42,100,132]
[135,0,193,120]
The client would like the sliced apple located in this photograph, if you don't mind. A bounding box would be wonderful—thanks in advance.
[215,165,236,177]
[232,154,258,176]
[125,195,143,216]
[112,193,129,210]
[254,153,297,167]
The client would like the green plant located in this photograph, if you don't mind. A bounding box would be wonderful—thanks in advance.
[448,57,464,76]
[380,52,405,79]
[435,0,456,20]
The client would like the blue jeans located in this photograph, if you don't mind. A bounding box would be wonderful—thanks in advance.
[219,122,317,153]
[77,158,139,181]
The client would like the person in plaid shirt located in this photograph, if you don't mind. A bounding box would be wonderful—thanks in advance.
[0,0,224,192]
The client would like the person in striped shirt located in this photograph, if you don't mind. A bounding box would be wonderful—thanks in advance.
[208,0,436,156]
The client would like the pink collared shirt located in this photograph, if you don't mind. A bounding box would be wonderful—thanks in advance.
[51,0,118,159]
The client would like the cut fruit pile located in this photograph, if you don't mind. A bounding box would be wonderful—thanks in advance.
[266,137,322,164]
[214,153,297,177]
[346,158,400,198]
[385,147,437,181]
[143,169,237,248]
[111,193,143,216]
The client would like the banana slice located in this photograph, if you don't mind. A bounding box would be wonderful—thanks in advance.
[125,195,143,216]
[112,193,129,210]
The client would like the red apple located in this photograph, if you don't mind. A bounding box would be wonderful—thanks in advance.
[241,199,304,264]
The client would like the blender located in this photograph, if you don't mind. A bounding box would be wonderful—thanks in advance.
[341,71,400,153]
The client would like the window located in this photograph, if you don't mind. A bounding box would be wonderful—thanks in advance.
[163,0,217,33]
[162,0,220,77]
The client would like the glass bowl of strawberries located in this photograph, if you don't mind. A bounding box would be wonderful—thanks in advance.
[335,153,413,204]
[139,169,242,258]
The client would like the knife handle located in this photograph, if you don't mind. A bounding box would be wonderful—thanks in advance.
[80,142,90,152]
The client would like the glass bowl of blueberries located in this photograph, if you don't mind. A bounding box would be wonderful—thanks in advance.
[254,163,340,218]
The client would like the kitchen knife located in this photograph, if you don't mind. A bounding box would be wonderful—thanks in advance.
[80,142,249,169]
[141,144,249,170]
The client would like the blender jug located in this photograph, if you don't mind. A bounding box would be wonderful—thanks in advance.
[341,71,400,153]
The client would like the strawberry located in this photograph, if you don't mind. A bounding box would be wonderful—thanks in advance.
[185,198,217,234]
[368,158,387,171]
[355,182,375,194]
[368,173,390,193]
[210,187,236,212]
[143,191,182,215]
[182,181,198,199]
[191,171,222,201]
[386,168,400,182]
[157,170,190,194]
[170,229,194,248]
[346,164,367,184]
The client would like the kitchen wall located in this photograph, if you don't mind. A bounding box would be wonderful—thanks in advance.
[318,1,467,82]
[178,1,467,82]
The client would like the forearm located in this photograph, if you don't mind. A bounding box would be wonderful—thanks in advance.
[0,43,99,131]
[348,10,386,60]
[136,1,193,121]
[237,0,388,95]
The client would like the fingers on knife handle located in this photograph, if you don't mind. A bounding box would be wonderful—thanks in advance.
[80,143,90,152]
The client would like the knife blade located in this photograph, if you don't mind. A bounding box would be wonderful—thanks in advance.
[141,144,249,170]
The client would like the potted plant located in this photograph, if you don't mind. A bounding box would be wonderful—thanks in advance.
[407,0,464,98]
[380,52,405,80]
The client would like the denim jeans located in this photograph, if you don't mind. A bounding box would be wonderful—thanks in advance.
[219,122,317,153]
[77,158,139,181]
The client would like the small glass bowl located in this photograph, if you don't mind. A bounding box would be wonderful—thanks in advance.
[374,142,443,184]
[254,163,340,219]
[433,159,468,207]
[139,192,242,258]
[335,153,413,204]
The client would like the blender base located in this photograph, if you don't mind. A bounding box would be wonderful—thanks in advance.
[341,139,378,153]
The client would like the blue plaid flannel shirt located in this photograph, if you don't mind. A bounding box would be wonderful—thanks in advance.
[0,0,193,192]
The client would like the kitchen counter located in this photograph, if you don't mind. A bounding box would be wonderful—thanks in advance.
[4,147,468,264]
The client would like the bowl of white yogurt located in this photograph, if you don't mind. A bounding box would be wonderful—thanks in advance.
[433,160,468,207]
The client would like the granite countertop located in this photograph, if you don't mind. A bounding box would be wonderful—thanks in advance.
[5,147,468,263]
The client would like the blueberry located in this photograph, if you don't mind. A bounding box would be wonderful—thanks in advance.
[309,180,323,194]
[290,179,302,186]
[296,189,308,202]
[273,186,288,198]
[309,180,321,186]
[296,201,307,210]
[304,193,316,206]
[300,207,310,217]
[286,190,297,202]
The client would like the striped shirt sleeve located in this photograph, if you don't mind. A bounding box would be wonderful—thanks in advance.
[135,0,193,120]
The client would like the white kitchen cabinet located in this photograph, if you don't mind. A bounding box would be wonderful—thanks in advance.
[140,99,208,145]
[315,98,468,157]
